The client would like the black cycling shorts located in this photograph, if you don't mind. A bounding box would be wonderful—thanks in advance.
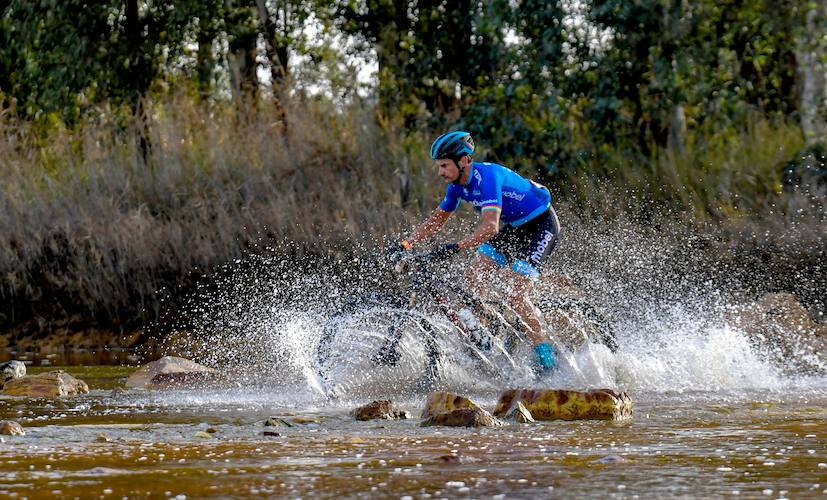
[477,206,560,279]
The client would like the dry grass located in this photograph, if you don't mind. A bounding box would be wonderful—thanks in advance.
[0,95,823,333]
[0,94,442,330]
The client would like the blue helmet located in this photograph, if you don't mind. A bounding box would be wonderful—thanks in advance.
[430,131,475,161]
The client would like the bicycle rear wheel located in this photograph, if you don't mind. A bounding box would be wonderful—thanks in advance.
[536,296,619,353]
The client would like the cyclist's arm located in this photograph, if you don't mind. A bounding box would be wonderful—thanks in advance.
[458,165,503,250]
[458,208,500,249]
[403,208,453,248]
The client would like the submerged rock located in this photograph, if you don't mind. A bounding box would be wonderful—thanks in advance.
[728,292,827,372]
[421,392,484,419]
[2,370,89,397]
[421,407,504,428]
[494,388,632,421]
[291,417,321,425]
[126,356,219,389]
[352,400,409,421]
[593,454,627,464]
[264,417,294,427]
[0,360,26,387]
[0,421,25,436]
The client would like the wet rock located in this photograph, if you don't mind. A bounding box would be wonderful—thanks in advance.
[194,431,213,439]
[420,392,503,427]
[2,370,89,397]
[0,421,25,436]
[421,407,504,428]
[263,431,281,437]
[352,400,409,421]
[110,387,127,397]
[435,453,480,464]
[421,392,484,419]
[728,292,827,372]
[503,401,535,423]
[593,455,627,464]
[494,388,633,421]
[96,433,111,442]
[125,356,219,389]
[0,360,26,387]
[264,417,294,427]
[206,427,218,434]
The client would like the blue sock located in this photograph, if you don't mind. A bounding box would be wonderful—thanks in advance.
[533,342,557,371]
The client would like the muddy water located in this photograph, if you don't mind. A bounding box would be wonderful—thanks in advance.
[1,367,825,498]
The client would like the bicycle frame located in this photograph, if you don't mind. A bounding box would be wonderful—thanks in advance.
[317,252,534,391]
[394,253,529,351]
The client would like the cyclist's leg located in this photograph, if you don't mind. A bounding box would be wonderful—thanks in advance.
[504,272,545,345]
[502,208,561,370]
[465,234,509,301]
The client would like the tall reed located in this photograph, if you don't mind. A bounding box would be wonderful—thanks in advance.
[0,94,439,331]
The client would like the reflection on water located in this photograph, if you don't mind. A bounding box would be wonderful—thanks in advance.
[0,348,162,367]
[1,366,826,498]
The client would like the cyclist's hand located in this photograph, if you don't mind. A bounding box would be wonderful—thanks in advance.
[428,243,460,262]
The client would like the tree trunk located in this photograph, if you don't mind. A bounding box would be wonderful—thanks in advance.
[226,1,259,107]
[125,0,150,163]
[196,18,217,97]
[667,104,687,156]
[797,4,826,145]
[255,0,289,132]
[255,0,289,88]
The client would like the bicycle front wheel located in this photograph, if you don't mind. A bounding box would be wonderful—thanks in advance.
[316,306,443,399]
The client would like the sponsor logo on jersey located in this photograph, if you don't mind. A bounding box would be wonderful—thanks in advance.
[474,170,482,183]
[530,229,554,263]
[470,199,500,207]
[503,190,525,201]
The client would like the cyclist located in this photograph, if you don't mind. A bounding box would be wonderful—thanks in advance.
[389,131,561,373]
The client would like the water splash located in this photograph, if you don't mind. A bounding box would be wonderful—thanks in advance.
[168,220,826,402]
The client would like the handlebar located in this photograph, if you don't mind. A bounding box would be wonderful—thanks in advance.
[392,249,437,273]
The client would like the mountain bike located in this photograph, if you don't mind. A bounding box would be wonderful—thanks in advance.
[315,249,618,396]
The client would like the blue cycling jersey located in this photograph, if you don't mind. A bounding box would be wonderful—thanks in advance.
[438,162,551,226]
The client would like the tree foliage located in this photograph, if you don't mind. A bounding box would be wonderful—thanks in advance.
[1,0,824,169]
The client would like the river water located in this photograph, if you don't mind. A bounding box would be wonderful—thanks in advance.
[1,356,825,498]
